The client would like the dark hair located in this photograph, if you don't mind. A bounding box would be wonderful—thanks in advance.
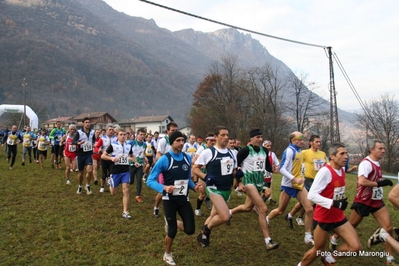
[309,135,320,142]
[206,132,215,138]
[137,128,146,134]
[214,126,228,136]
[82,117,90,123]
[166,122,178,131]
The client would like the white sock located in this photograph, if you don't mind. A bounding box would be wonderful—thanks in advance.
[297,263,302,266]
[305,232,312,238]
[381,232,389,242]
[387,255,394,262]
[265,237,271,244]
[287,213,292,218]
[330,235,338,245]
[154,207,159,210]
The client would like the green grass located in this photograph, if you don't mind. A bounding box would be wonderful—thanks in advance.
[0,150,398,265]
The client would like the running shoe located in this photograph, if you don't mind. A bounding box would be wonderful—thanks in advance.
[305,236,315,245]
[329,236,337,251]
[86,185,92,195]
[122,211,132,220]
[197,232,210,248]
[285,214,293,229]
[296,217,305,226]
[387,260,399,266]
[94,179,98,185]
[268,198,277,205]
[76,186,83,194]
[66,179,71,185]
[135,196,143,203]
[99,187,105,193]
[266,239,279,250]
[205,198,212,210]
[163,252,176,266]
[321,257,335,266]
[153,208,159,218]
[195,209,202,216]
[21,162,25,166]
[367,227,386,248]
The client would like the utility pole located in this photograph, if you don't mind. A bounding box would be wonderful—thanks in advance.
[327,47,340,143]
[22,78,27,128]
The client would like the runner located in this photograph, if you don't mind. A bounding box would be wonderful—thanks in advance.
[194,126,237,248]
[147,131,203,266]
[21,126,36,166]
[101,128,134,219]
[72,117,95,195]
[230,129,279,250]
[328,139,396,265]
[266,131,315,245]
[298,143,361,266]
[49,121,66,169]
[61,124,78,185]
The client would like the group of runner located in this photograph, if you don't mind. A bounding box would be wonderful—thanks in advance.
[3,120,399,265]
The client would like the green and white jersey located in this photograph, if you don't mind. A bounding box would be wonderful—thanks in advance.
[242,145,266,191]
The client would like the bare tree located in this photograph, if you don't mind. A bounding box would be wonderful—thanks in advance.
[244,64,291,154]
[356,93,399,172]
[190,55,248,139]
[286,72,327,133]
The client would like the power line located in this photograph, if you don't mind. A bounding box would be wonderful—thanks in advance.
[138,0,327,49]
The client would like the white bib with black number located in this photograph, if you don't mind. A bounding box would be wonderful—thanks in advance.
[172,179,188,196]
[333,186,345,200]
[253,158,265,172]
[115,154,129,165]
[82,142,92,152]
[221,157,234,175]
[7,138,15,145]
[371,187,383,200]
[68,145,76,152]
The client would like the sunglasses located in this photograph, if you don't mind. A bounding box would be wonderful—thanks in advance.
[293,135,304,141]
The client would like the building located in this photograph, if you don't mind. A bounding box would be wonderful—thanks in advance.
[72,112,117,129]
[42,116,74,130]
[122,115,173,134]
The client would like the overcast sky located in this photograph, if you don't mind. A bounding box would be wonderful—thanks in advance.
[103,0,399,112]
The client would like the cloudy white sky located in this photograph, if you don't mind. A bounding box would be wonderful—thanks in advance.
[103,0,399,112]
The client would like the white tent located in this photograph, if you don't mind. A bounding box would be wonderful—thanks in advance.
[0,104,39,130]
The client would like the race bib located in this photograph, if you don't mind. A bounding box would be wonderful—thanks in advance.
[68,145,76,152]
[38,142,46,150]
[172,179,188,196]
[313,159,326,171]
[24,139,31,145]
[253,158,265,172]
[115,154,129,165]
[220,157,234,175]
[56,135,62,142]
[333,186,345,200]
[7,138,15,145]
[145,147,153,156]
[82,142,92,152]
[371,187,383,200]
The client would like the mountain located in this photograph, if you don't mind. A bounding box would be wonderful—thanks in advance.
[0,0,354,126]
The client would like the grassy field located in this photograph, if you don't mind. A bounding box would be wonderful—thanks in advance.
[1,149,398,265]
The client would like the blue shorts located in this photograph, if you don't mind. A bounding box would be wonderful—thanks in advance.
[77,154,93,171]
[110,172,130,188]
[281,186,299,198]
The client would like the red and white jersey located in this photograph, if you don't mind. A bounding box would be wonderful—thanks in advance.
[95,135,116,154]
[354,157,383,208]
[310,164,346,223]
[64,135,77,157]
